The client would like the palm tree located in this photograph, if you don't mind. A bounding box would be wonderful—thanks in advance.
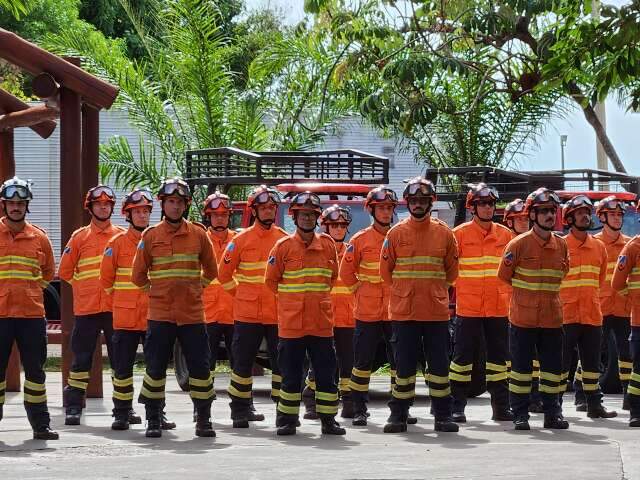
[0,0,33,19]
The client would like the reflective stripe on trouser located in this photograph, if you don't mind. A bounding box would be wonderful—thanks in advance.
[229,322,280,418]
[350,320,394,411]
[603,315,632,382]
[627,327,640,417]
[561,323,603,406]
[389,321,452,421]
[0,318,51,428]
[509,324,563,419]
[139,321,212,419]
[64,312,114,409]
[111,329,145,413]
[277,336,338,424]
[450,316,509,411]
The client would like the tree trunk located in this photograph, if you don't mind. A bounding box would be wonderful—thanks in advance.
[567,82,627,174]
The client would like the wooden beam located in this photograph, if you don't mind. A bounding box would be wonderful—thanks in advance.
[0,89,57,139]
[0,104,59,131]
[0,28,119,110]
[32,72,59,100]
[0,129,15,181]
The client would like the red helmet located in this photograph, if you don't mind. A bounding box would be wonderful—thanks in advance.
[595,195,626,216]
[503,198,526,222]
[320,204,352,225]
[364,186,398,209]
[121,188,153,215]
[289,191,322,216]
[84,185,116,210]
[203,191,232,214]
[562,194,593,225]
[465,183,499,209]
[247,185,281,209]
[523,187,560,215]
[402,177,437,201]
[157,177,191,205]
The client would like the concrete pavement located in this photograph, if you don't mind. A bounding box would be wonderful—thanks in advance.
[1,373,637,479]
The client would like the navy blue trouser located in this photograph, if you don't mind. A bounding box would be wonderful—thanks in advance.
[627,326,640,418]
[111,329,145,415]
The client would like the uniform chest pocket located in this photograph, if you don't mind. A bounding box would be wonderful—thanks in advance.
[284,257,304,276]
[151,241,172,258]
[396,241,414,258]
[79,241,99,259]
[179,240,201,255]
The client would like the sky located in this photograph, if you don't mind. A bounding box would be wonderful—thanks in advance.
[247,0,640,176]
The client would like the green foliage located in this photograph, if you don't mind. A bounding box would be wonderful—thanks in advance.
[0,0,82,41]
[0,0,33,19]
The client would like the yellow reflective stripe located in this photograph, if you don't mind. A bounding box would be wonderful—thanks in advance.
[149,269,201,279]
[509,384,532,394]
[72,269,100,281]
[316,404,338,414]
[352,368,371,378]
[112,377,133,387]
[23,380,45,391]
[235,274,264,284]
[230,373,252,385]
[459,256,501,265]
[283,268,333,279]
[631,268,640,275]
[359,261,379,270]
[113,282,138,290]
[567,265,601,275]
[509,371,532,381]
[279,390,302,401]
[427,374,449,384]
[392,271,445,279]
[486,362,507,372]
[143,375,166,387]
[486,372,508,382]
[395,375,416,386]
[113,391,134,401]
[357,274,383,283]
[628,282,640,290]
[396,256,443,266]
[272,374,282,383]
[278,403,300,414]
[429,387,451,397]
[189,376,212,387]
[214,279,237,290]
[0,255,40,267]
[278,283,331,293]
[331,285,356,294]
[39,279,50,288]
[228,386,252,398]
[24,393,47,403]
[628,385,640,396]
[67,379,88,389]
[449,372,471,382]
[514,267,564,278]
[560,279,600,289]
[392,389,415,399]
[349,382,369,392]
[238,261,267,270]
[539,371,562,382]
[512,278,560,292]
[140,387,165,399]
[190,388,215,400]
[450,362,473,373]
[116,267,133,275]
[458,269,498,278]
[619,361,633,369]
[581,371,600,380]
[77,255,102,267]
[69,371,90,380]
[539,384,564,393]
[0,270,42,280]
[152,254,199,265]
[316,391,339,401]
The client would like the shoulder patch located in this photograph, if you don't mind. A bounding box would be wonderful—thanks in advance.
[63,246,72,255]
[618,255,627,271]
[268,255,276,265]
[137,241,145,250]
[223,242,235,264]
[104,247,113,257]
[346,243,354,253]
[503,251,514,267]
[382,238,389,249]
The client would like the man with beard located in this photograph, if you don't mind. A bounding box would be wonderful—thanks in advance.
[498,188,570,430]
[100,188,175,431]
[217,185,288,428]
[450,183,513,423]
[0,177,58,439]
[380,177,459,433]
[58,185,125,425]
[558,195,616,418]
[132,177,217,438]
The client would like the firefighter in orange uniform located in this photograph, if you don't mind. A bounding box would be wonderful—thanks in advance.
[59,185,125,426]
[559,195,616,418]
[0,177,58,440]
[450,183,513,423]
[100,188,175,431]
[303,205,356,419]
[380,177,459,433]
[202,192,237,393]
[611,202,640,427]
[265,192,345,436]
[132,178,217,438]
[498,187,569,430]
[594,196,632,411]
[217,185,288,428]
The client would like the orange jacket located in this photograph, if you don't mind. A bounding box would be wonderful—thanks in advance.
[453,219,513,318]
[0,219,55,318]
[58,221,125,316]
[217,222,288,325]
[595,229,631,318]
[559,232,607,326]
[265,232,338,338]
[339,225,390,321]
[100,227,148,331]
[497,229,569,328]
[612,236,640,327]
[331,242,356,328]
[131,219,217,325]
[204,229,237,325]
[380,216,458,321]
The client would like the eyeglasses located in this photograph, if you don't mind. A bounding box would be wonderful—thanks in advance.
[3,185,31,200]
[370,188,398,202]
[293,192,322,207]
[128,189,153,203]
[89,186,115,200]
[206,197,232,210]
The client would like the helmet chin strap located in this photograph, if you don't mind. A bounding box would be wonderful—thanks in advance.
[372,207,391,227]
[409,208,428,219]
[213,225,228,231]
[294,214,316,233]
[603,213,622,231]
[473,205,493,222]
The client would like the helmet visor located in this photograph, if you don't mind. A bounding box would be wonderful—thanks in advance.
[3,185,31,200]
[326,208,352,223]
[89,186,115,201]
[254,190,281,205]
[293,192,322,208]
[206,197,232,210]
[533,190,560,205]
[129,189,153,203]
[371,188,398,202]
[407,182,434,197]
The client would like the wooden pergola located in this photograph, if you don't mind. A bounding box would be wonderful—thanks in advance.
[0,28,119,398]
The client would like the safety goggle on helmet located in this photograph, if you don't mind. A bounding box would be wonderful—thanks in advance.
[562,194,594,225]
[203,192,232,214]
[465,183,499,209]
[247,185,282,208]
[84,185,116,209]
[320,204,352,225]
[595,195,626,216]
[503,198,526,222]
[364,186,398,209]
[157,177,191,203]
[523,187,560,215]
[0,176,33,201]
[402,177,437,201]
[289,191,323,216]
[121,188,153,214]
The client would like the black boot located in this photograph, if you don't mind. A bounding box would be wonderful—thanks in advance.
[128,409,142,425]
[543,415,569,429]
[33,425,59,440]
[64,407,82,426]
[340,397,355,419]
[0,404,3,421]
[492,407,514,422]
[587,404,617,419]
[434,417,459,432]
[161,411,176,430]
[303,394,318,420]
[195,411,216,438]
[277,422,297,436]
[352,402,367,426]
[452,411,467,423]
[528,401,544,413]
[629,416,640,427]
[247,403,265,422]
[407,409,418,425]
[321,416,346,435]
[514,416,530,430]
[145,417,162,438]
[111,412,130,431]
[383,417,407,433]
[575,402,587,412]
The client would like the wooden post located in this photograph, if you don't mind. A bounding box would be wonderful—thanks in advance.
[60,82,84,404]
